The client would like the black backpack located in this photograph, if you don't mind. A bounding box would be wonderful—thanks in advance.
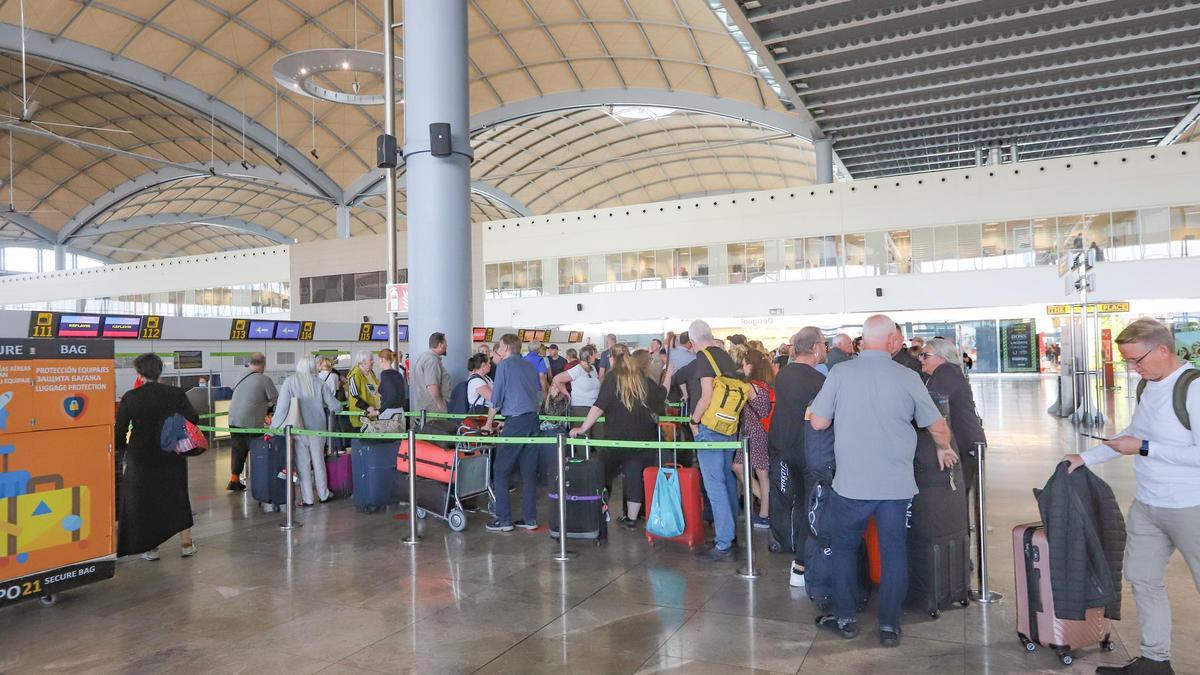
[448,374,487,415]
[1135,369,1200,430]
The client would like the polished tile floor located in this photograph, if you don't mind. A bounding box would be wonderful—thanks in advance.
[2,377,1197,674]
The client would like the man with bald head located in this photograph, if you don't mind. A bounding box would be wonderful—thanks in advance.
[826,333,854,370]
[809,314,956,648]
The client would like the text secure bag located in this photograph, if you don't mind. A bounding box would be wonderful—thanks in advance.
[647,467,686,538]
[697,349,751,436]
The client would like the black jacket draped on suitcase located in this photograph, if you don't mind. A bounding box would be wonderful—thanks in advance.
[1034,462,1126,621]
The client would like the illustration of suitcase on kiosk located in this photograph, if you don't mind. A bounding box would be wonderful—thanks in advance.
[0,445,91,561]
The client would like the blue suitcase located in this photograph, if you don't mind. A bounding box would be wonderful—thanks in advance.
[351,439,401,513]
[250,434,289,509]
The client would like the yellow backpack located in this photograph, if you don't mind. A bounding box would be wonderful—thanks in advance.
[698,349,751,436]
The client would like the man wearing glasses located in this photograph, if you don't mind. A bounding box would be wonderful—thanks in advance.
[1068,318,1200,675]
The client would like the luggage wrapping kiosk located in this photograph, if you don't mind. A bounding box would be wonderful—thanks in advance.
[0,338,116,608]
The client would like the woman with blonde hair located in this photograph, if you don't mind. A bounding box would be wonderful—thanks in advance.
[570,343,665,528]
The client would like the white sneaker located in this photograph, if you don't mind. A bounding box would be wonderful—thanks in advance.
[181,543,197,558]
[141,548,160,561]
[790,565,806,588]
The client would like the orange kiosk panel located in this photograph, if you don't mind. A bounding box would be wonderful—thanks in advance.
[0,339,116,608]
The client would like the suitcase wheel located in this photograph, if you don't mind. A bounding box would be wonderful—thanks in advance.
[929,608,940,619]
[1021,639,1037,653]
[1100,639,1114,653]
[39,594,59,607]
[768,541,783,554]
[958,599,970,608]
[448,509,467,532]
[1058,652,1073,666]
[415,508,427,519]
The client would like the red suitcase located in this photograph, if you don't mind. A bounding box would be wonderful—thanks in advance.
[1013,522,1115,666]
[643,463,705,549]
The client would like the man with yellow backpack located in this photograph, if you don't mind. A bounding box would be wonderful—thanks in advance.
[686,319,755,562]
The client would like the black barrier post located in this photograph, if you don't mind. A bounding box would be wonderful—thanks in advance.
[736,438,759,579]
[970,442,1001,603]
[552,433,576,562]
[402,427,420,545]
[280,426,301,530]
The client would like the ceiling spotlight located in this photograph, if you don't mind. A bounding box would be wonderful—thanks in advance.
[299,67,308,75]
[274,155,283,165]
[240,160,252,170]
[342,61,350,69]
[310,148,320,159]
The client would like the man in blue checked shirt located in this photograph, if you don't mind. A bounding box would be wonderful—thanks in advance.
[484,333,542,532]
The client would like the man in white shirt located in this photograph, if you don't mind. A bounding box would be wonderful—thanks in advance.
[1067,318,1200,675]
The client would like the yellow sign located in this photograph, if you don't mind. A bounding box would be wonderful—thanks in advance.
[1046,302,1130,315]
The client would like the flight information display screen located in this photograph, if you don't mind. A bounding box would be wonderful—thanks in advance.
[57,314,102,338]
[274,321,301,340]
[101,315,141,339]
[247,320,276,340]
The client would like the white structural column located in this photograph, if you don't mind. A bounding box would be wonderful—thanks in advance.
[335,204,351,239]
[815,138,834,184]
[403,0,473,380]
[53,244,66,271]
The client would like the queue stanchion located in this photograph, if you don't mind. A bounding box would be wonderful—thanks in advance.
[280,425,301,531]
[420,409,427,429]
[403,427,420,545]
[552,433,576,562]
[736,438,760,579]
[970,442,1001,603]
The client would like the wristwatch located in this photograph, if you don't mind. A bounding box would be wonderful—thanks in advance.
[1139,439,1150,457]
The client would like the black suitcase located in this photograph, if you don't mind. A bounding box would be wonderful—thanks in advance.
[906,392,971,617]
[250,434,289,509]
[548,443,606,542]
[351,439,402,513]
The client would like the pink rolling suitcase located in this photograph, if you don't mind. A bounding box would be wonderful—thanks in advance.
[1013,522,1115,666]
[326,451,353,498]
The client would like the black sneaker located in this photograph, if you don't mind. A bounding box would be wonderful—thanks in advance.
[1096,657,1175,674]
[879,626,901,648]
[816,615,858,640]
[616,516,638,530]
[227,480,246,491]
[514,520,538,530]
[696,545,734,562]
[485,519,514,532]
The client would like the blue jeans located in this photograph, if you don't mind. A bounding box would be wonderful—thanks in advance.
[696,426,739,550]
[492,412,539,524]
[830,492,910,629]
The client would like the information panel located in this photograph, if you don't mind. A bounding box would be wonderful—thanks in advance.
[298,321,316,341]
[567,331,584,343]
[57,315,101,338]
[1000,320,1038,373]
[274,321,301,340]
[472,327,494,343]
[229,319,250,340]
[29,312,163,340]
[247,320,275,340]
[0,338,116,607]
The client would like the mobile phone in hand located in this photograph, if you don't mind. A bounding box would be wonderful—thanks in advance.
[1081,433,1110,442]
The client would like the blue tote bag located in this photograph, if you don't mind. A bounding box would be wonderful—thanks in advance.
[647,467,686,538]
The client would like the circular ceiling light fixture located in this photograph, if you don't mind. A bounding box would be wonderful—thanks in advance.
[273,48,402,106]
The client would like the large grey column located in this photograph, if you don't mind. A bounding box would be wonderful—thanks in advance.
[403,0,472,381]
[335,204,351,239]
[52,244,66,271]
[815,138,833,184]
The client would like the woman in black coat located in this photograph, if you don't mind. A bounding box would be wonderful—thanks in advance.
[919,337,988,493]
[115,353,199,560]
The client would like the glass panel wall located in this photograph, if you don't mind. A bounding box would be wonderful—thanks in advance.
[479,202,1200,297]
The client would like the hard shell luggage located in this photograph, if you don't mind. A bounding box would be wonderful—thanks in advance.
[325,451,352,498]
[1013,522,1114,666]
[643,463,705,549]
[250,434,289,509]
[906,393,972,617]
[548,442,606,542]
[351,438,401,513]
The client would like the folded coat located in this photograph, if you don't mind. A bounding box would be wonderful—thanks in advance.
[1034,461,1126,621]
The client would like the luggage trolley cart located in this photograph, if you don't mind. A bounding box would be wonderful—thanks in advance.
[398,418,494,532]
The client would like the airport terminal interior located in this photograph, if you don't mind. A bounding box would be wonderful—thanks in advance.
[0,1,1199,674]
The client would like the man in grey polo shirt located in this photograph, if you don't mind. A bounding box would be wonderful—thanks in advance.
[809,314,956,648]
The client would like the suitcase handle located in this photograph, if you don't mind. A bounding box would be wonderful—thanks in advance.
[28,475,65,493]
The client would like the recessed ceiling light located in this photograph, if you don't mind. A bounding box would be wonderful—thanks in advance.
[299,68,307,75]
[342,61,350,69]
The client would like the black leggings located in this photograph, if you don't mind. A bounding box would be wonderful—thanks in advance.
[602,448,648,511]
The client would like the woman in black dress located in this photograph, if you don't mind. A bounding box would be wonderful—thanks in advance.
[919,337,987,494]
[570,344,666,529]
[115,353,199,560]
